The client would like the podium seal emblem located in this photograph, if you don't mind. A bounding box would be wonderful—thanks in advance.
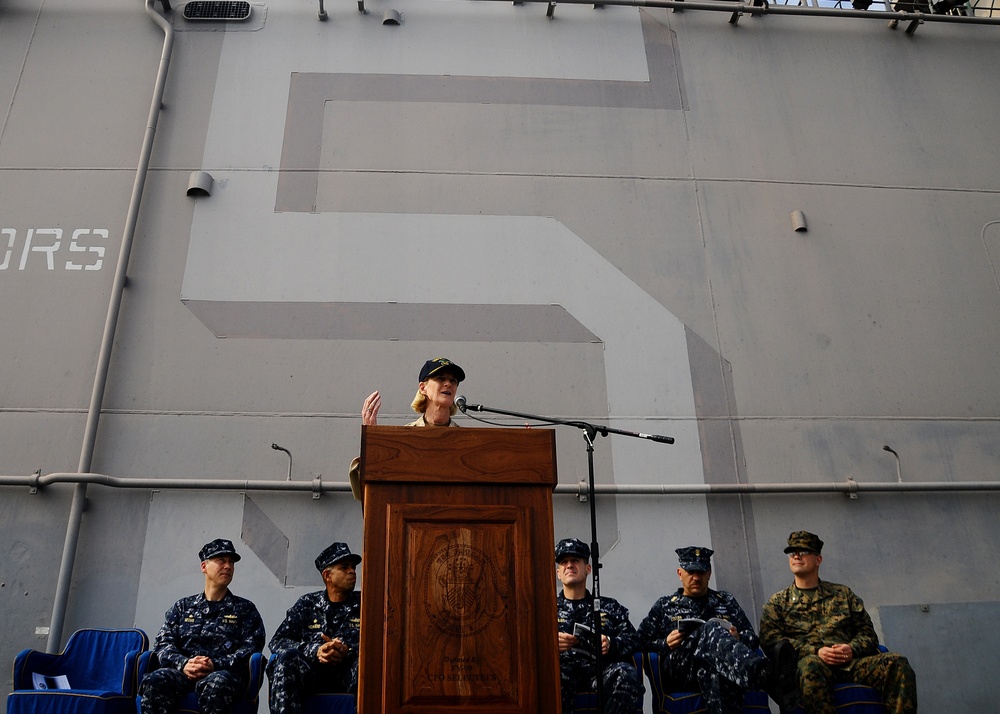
[422,543,505,638]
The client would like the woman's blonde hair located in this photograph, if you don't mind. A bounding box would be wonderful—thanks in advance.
[411,388,458,416]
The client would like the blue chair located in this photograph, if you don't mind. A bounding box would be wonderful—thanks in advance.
[568,653,644,714]
[788,683,885,713]
[135,652,266,714]
[785,646,889,714]
[7,628,149,714]
[302,694,356,714]
[642,651,770,714]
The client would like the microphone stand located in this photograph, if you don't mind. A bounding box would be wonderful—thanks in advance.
[457,398,673,712]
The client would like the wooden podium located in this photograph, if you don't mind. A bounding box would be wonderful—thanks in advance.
[357,425,561,714]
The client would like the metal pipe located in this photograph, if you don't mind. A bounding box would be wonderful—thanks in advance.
[47,0,175,654]
[2,470,996,495]
[554,480,1000,495]
[5,472,349,493]
[490,0,1000,26]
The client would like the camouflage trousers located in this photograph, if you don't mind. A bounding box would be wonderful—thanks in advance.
[560,657,643,714]
[667,621,766,714]
[139,667,243,714]
[797,652,917,714]
[265,649,358,714]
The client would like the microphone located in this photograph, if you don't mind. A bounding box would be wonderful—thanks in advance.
[640,433,675,445]
[455,396,483,412]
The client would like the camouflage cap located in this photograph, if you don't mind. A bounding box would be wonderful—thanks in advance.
[555,538,590,563]
[315,542,362,571]
[676,546,713,572]
[784,531,824,554]
[199,538,241,562]
[418,357,465,383]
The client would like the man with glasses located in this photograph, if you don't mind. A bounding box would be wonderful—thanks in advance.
[759,531,917,714]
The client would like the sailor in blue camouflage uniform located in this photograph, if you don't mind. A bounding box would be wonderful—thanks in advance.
[555,538,643,714]
[140,539,265,714]
[637,546,781,714]
[266,542,363,713]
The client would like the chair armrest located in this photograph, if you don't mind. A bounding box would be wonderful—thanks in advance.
[244,653,266,699]
[12,649,63,690]
[641,651,666,703]
[137,651,157,679]
[124,649,151,696]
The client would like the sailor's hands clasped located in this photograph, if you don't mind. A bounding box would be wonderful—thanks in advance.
[317,634,350,664]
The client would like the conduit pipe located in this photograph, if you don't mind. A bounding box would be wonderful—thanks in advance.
[484,0,1000,27]
[4,470,997,495]
[46,0,174,654]
[556,480,1000,495]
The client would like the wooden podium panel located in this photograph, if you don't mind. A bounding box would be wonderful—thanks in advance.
[358,426,560,714]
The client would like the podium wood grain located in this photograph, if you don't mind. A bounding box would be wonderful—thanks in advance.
[358,426,561,714]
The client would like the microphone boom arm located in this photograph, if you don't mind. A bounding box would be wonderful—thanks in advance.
[456,399,674,444]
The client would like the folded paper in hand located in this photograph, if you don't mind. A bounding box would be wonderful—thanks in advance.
[570,622,599,658]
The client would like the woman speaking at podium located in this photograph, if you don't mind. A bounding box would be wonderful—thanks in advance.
[348,358,465,498]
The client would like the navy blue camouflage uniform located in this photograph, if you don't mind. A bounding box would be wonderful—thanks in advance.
[140,591,265,714]
[637,587,766,714]
[266,590,362,713]
[557,590,643,714]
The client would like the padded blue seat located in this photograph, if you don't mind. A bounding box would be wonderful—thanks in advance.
[787,682,885,713]
[642,651,770,714]
[7,629,149,714]
[135,652,266,714]
[301,694,355,714]
[642,647,890,714]
[785,644,888,714]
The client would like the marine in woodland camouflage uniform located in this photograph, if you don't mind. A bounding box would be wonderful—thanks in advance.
[759,531,917,714]
[266,542,363,714]
[140,539,265,714]
[636,546,772,714]
[555,538,643,714]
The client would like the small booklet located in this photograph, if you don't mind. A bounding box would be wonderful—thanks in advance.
[675,617,732,635]
[32,673,70,690]
[570,622,599,658]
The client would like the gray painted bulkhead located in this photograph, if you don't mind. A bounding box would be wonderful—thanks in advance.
[2,0,999,710]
